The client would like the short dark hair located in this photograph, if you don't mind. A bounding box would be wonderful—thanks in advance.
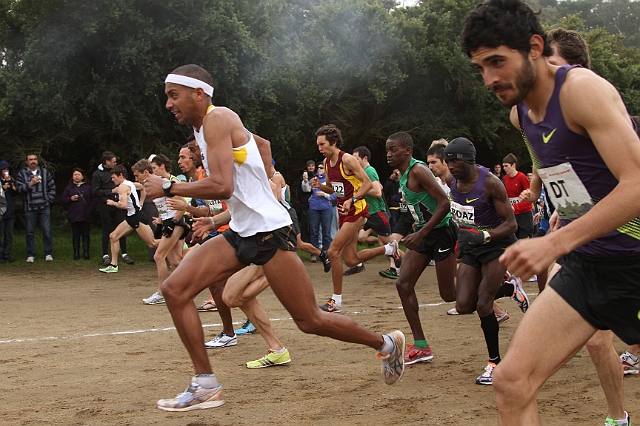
[503,153,518,166]
[111,164,127,178]
[315,124,343,148]
[387,132,413,150]
[151,154,172,174]
[69,167,85,184]
[427,143,447,161]
[353,146,372,162]
[171,64,214,87]
[101,151,116,165]
[547,28,591,69]
[461,0,552,58]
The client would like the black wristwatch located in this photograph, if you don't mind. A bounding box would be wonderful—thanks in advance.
[351,196,358,204]
[162,180,174,197]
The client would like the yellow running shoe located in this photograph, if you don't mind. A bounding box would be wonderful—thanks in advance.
[246,349,291,369]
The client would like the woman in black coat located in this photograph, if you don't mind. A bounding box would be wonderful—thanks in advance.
[61,168,96,260]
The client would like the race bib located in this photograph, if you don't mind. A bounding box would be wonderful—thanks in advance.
[450,201,475,227]
[508,197,520,206]
[537,162,593,219]
[332,182,345,198]
[208,199,224,215]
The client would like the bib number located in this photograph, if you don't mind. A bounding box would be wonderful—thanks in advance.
[332,182,345,198]
[450,201,475,227]
[508,197,520,206]
[537,162,592,219]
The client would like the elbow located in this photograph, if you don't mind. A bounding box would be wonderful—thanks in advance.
[219,187,233,200]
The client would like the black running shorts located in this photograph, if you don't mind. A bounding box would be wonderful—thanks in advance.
[413,221,457,262]
[363,210,392,237]
[159,217,189,240]
[459,234,517,269]
[515,211,534,239]
[287,207,301,236]
[125,210,148,229]
[223,225,298,266]
[551,251,640,345]
[393,211,415,237]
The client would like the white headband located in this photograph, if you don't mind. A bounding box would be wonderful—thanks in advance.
[165,74,214,97]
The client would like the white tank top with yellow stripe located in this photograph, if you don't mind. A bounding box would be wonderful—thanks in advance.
[193,106,291,237]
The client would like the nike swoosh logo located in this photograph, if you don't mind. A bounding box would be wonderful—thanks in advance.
[542,128,557,144]
[466,198,479,203]
[438,248,450,253]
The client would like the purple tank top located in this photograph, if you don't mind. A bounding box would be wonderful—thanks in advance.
[517,65,640,255]
[450,166,504,230]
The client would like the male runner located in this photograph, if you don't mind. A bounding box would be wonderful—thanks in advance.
[98,165,158,273]
[143,65,405,411]
[386,132,457,365]
[462,1,640,423]
[444,138,521,385]
[311,124,401,313]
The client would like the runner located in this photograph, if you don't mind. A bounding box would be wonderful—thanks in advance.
[312,124,401,313]
[385,132,457,365]
[143,65,405,411]
[462,1,640,423]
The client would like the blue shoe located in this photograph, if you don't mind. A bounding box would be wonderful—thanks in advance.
[235,320,257,335]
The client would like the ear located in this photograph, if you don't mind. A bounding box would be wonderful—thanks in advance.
[529,34,545,60]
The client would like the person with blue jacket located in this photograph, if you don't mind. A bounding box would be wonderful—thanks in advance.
[307,163,335,260]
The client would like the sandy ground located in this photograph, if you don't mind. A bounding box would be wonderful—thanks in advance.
[0,257,638,425]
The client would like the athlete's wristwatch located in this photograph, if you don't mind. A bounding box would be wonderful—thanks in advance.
[162,180,174,198]
[482,231,491,244]
[351,197,358,204]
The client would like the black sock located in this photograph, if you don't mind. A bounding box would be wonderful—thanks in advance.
[480,312,500,363]
[494,282,514,299]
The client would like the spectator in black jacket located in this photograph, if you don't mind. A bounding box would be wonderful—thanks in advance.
[383,169,402,231]
[62,168,96,260]
[0,160,17,263]
[92,151,134,266]
[15,153,56,262]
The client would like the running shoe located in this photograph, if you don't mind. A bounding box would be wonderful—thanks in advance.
[388,240,402,268]
[319,251,331,273]
[319,298,342,313]
[156,378,224,412]
[404,344,433,365]
[527,274,538,282]
[376,330,406,385]
[510,275,530,313]
[621,351,639,375]
[604,411,630,426]
[235,320,257,335]
[476,362,496,385]
[102,255,111,266]
[143,291,165,305]
[447,307,459,315]
[45,255,53,262]
[379,267,398,279]
[99,264,118,273]
[343,264,365,276]
[197,300,217,312]
[496,310,510,324]
[205,331,237,349]
[122,254,135,265]
[246,349,291,369]
[310,254,317,263]
[26,256,34,263]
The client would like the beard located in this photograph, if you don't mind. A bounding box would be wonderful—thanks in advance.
[493,58,536,108]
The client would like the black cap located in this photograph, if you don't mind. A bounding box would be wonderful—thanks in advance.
[444,137,476,163]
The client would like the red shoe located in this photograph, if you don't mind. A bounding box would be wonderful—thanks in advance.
[404,344,434,365]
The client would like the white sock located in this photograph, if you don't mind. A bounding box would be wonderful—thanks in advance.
[332,294,342,306]
[379,334,394,355]
[274,347,287,354]
[122,253,128,258]
[195,373,219,388]
[384,244,393,256]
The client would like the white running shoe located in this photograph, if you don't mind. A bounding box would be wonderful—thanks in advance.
[143,291,165,305]
[205,331,237,349]
[45,255,53,262]
[621,351,639,375]
[157,378,224,411]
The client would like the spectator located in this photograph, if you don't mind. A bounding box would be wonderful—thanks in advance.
[492,163,505,181]
[502,153,534,239]
[296,160,316,242]
[308,163,335,259]
[0,160,17,263]
[61,168,96,260]
[92,151,134,266]
[383,169,402,231]
[15,153,56,262]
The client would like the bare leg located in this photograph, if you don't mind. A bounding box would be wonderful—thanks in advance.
[585,330,626,420]
[327,218,364,295]
[108,221,134,267]
[434,253,456,302]
[209,280,234,337]
[239,298,284,350]
[493,287,596,426]
[396,249,431,341]
[153,231,183,292]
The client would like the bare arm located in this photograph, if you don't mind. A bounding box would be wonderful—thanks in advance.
[342,153,373,200]
[485,174,518,240]
[107,185,129,210]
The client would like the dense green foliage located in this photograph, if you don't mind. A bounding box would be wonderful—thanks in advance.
[0,0,638,188]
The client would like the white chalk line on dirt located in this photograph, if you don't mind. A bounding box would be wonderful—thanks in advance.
[0,296,538,345]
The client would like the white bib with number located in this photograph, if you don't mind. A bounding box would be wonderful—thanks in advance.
[537,162,593,219]
[332,182,345,198]
[450,201,475,227]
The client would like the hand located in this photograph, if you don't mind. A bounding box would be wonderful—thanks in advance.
[549,210,561,232]
[152,216,162,226]
[71,195,79,201]
[111,186,119,193]
[29,176,40,186]
[162,220,176,238]
[338,199,352,216]
[166,197,188,211]
[310,177,321,188]
[533,212,540,225]
[106,199,114,206]
[401,232,423,251]
[302,172,308,182]
[500,237,560,281]
[192,216,216,239]
[519,189,532,201]
[316,190,325,197]
[458,227,485,246]
[143,176,165,200]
